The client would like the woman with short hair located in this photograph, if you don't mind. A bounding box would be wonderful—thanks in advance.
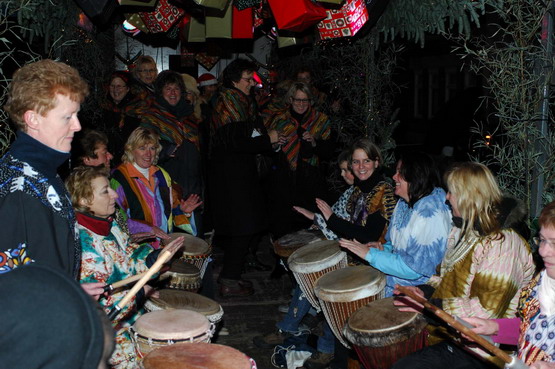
[66,165,184,369]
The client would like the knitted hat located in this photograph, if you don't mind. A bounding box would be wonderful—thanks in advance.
[197,73,217,87]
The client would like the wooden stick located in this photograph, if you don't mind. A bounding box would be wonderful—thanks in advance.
[396,286,513,364]
[107,249,173,320]
[103,271,150,293]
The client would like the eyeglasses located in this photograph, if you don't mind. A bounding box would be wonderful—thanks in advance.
[291,98,310,104]
[109,84,127,90]
[533,237,555,249]
[138,69,157,74]
[241,77,256,83]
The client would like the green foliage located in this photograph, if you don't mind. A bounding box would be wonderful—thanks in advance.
[453,0,555,213]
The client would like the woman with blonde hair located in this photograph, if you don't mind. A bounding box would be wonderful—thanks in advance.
[110,127,201,247]
[392,162,535,369]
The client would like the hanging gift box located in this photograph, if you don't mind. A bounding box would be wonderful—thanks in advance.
[125,13,150,33]
[232,6,253,38]
[193,0,230,11]
[205,3,232,38]
[140,0,185,33]
[119,0,157,7]
[234,0,260,10]
[317,0,368,39]
[268,0,327,33]
[195,52,221,70]
[315,0,344,4]
[276,30,313,48]
[187,15,206,42]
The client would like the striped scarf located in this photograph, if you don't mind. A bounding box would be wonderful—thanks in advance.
[265,107,331,170]
[210,88,258,135]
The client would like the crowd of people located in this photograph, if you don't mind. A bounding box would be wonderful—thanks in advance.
[0,57,553,369]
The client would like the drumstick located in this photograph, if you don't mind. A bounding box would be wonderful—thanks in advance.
[396,286,528,368]
[103,271,150,293]
[107,248,174,321]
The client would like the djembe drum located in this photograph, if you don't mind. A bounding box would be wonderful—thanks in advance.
[165,233,211,279]
[131,310,214,358]
[273,228,325,259]
[141,342,256,369]
[287,240,348,311]
[160,259,201,291]
[314,265,385,348]
[145,289,224,324]
[343,297,428,369]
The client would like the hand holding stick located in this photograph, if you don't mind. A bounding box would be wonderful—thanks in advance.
[107,238,183,320]
[396,285,527,368]
[103,271,150,293]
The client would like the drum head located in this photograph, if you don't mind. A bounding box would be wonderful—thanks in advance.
[344,297,427,347]
[314,265,385,302]
[142,343,253,369]
[167,259,200,275]
[288,240,345,274]
[134,310,210,340]
[276,229,324,248]
[166,233,210,256]
[147,289,221,316]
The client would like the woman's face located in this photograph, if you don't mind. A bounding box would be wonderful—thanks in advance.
[132,142,157,169]
[136,62,157,85]
[290,90,311,115]
[539,226,555,279]
[392,161,410,202]
[233,71,255,95]
[184,90,196,105]
[339,161,355,185]
[351,149,378,182]
[446,191,460,217]
[85,176,118,219]
[108,77,129,104]
[162,83,182,106]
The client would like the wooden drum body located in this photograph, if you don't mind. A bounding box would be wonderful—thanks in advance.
[131,310,214,358]
[343,297,428,369]
[314,265,385,348]
[166,233,211,279]
[287,240,347,311]
[273,229,325,259]
[160,259,201,291]
[145,289,224,324]
[142,342,256,369]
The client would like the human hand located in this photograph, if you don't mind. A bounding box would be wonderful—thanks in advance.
[338,238,370,259]
[160,235,185,261]
[315,198,333,220]
[130,232,156,243]
[367,241,384,251]
[293,206,315,220]
[460,317,499,337]
[143,285,159,299]
[151,226,171,240]
[392,284,425,314]
[81,282,106,300]
[180,194,203,214]
[530,361,555,369]
[302,131,316,147]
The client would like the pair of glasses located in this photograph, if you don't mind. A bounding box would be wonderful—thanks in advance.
[533,237,555,249]
[291,98,310,104]
[138,69,157,74]
[241,77,256,83]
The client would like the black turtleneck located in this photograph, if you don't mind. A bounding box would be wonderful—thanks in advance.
[9,131,70,196]
[326,168,390,243]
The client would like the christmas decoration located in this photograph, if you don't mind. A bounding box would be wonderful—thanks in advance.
[140,0,184,33]
[267,0,327,32]
[317,0,368,39]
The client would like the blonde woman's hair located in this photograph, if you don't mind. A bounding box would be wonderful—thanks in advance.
[122,127,162,165]
[445,162,503,238]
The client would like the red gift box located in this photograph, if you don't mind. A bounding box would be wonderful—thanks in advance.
[140,0,185,33]
[268,0,327,33]
[232,6,253,38]
[317,0,368,39]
